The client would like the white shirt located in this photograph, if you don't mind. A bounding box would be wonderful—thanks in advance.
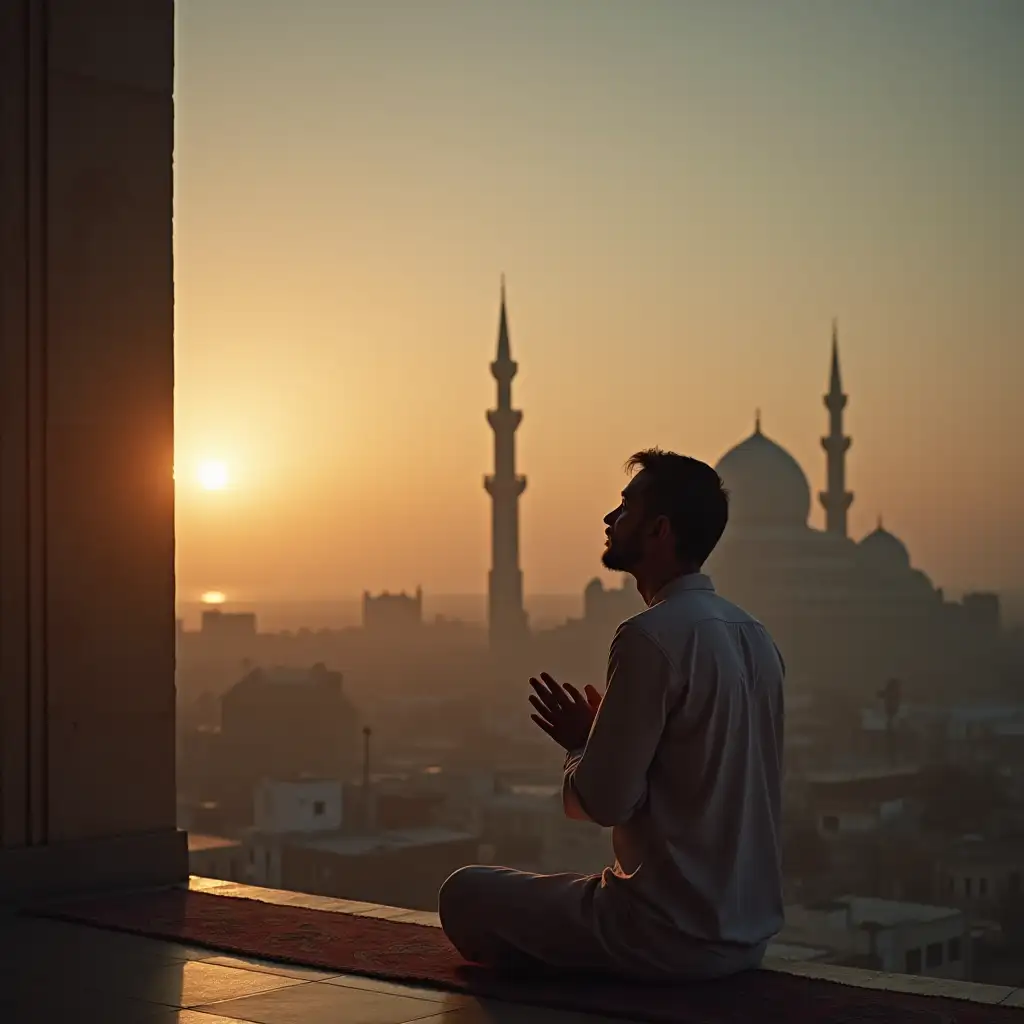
[563,572,785,952]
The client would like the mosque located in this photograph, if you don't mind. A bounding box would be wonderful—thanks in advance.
[707,324,957,697]
[485,287,1002,702]
[581,325,1002,701]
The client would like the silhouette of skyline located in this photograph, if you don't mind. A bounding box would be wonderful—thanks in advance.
[173,0,1024,601]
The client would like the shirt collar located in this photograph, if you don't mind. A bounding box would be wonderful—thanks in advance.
[650,572,715,606]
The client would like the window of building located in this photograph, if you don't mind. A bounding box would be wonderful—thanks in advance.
[964,876,972,897]
[948,936,962,962]
[313,800,326,817]
[1010,871,1022,895]
[905,948,922,974]
[925,942,943,968]
[979,876,988,897]
[821,815,840,832]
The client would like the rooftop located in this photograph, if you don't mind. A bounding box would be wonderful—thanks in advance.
[804,764,923,785]
[804,896,961,927]
[294,827,478,855]
[187,834,242,853]
[3,878,1021,1023]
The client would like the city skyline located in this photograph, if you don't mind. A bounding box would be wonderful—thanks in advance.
[173,0,1024,601]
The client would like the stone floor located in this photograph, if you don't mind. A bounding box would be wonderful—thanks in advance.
[0,876,1020,1022]
[0,887,624,1024]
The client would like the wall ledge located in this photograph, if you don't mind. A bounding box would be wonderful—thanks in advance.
[187,876,1023,1008]
[0,828,187,903]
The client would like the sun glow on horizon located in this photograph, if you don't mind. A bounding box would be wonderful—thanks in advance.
[201,590,227,605]
[197,459,229,491]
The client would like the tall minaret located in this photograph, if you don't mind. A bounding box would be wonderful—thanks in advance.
[819,319,853,537]
[484,278,528,655]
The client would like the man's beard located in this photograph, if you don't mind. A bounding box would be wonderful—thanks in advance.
[601,535,643,573]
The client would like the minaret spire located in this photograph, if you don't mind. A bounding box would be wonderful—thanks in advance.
[497,274,510,362]
[819,319,853,537]
[484,278,528,658]
[829,318,842,394]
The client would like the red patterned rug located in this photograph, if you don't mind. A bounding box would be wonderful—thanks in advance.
[33,888,1018,1023]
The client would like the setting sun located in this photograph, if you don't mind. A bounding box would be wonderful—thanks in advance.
[200,590,227,605]
[197,459,229,491]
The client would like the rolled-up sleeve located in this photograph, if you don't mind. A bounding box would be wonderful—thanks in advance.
[563,621,673,827]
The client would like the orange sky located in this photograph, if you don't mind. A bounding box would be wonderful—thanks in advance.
[173,0,1024,602]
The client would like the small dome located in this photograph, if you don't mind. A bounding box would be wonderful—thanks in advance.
[859,519,911,571]
[715,418,812,528]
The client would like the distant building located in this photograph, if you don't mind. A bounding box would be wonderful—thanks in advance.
[937,837,1024,922]
[272,827,479,911]
[362,588,423,632]
[240,778,478,912]
[201,609,258,640]
[583,577,645,633]
[531,577,645,686]
[962,592,1002,632]
[255,777,344,834]
[774,896,970,979]
[804,764,922,839]
[790,765,931,902]
[218,663,360,825]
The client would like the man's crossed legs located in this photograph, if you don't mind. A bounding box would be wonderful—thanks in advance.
[439,864,766,981]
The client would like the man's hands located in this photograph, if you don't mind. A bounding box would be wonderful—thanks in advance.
[528,672,603,751]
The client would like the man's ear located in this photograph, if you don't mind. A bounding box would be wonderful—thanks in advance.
[651,514,673,542]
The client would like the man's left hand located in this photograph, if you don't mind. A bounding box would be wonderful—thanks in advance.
[529,672,601,751]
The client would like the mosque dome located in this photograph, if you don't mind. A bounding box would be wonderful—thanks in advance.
[715,416,812,528]
[858,519,911,571]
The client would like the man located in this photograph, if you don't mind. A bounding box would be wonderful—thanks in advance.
[439,449,785,980]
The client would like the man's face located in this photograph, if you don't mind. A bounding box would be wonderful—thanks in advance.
[601,472,653,572]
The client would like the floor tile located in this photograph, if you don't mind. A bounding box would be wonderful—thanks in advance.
[325,973,470,1005]
[193,979,450,1024]
[72,958,306,1007]
[853,970,1015,1005]
[172,1014,268,1024]
[187,878,440,925]
[425,1001,630,1024]
[2,915,212,964]
[188,877,237,894]
[281,893,382,914]
[0,984,174,1024]
[388,909,443,927]
[201,953,340,981]
[353,903,427,920]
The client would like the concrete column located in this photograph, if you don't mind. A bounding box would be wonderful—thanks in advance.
[0,0,185,898]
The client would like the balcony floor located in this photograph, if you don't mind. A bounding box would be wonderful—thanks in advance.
[1,876,1020,1023]
[0,889,623,1024]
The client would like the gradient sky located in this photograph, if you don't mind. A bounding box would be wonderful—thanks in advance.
[173,0,1024,602]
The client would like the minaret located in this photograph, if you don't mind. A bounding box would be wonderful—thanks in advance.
[819,319,853,537]
[484,278,528,656]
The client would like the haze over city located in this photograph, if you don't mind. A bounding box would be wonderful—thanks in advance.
[10,1,1024,1013]
[173,0,1023,606]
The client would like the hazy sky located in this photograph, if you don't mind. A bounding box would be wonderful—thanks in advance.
[173,0,1023,602]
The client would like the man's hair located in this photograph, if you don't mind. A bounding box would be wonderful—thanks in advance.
[625,448,729,567]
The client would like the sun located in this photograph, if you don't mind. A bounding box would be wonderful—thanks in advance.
[201,590,227,605]
[197,459,229,491]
